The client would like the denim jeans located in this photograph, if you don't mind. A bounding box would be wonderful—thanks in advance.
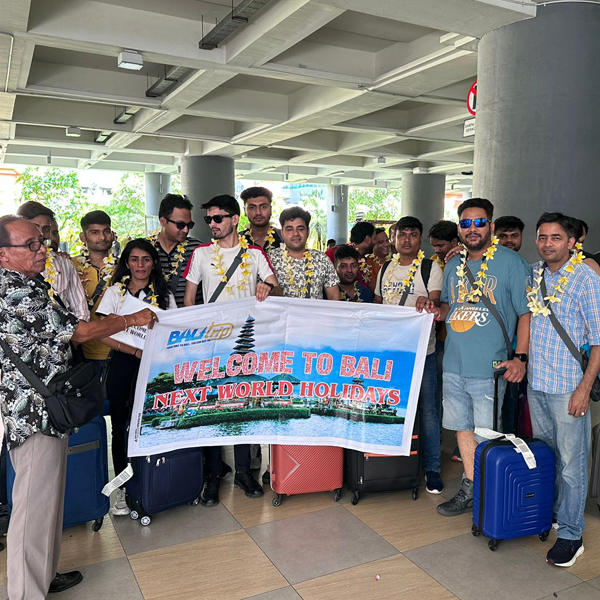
[527,387,591,541]
[420,352,441,473]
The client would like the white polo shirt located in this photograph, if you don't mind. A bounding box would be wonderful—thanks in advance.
[184,243,275,303]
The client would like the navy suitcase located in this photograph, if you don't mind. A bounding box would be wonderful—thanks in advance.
[471,372,555,551]
[126,447,204,526]
[7,415,109,531]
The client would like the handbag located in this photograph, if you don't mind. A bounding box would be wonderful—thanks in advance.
[0,338,105,433]
[540,277,600,402]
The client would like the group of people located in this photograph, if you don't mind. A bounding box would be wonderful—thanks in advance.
[0,185,598,598]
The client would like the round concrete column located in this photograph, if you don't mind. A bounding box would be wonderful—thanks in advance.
[474,2,600,259]
[180,155,235,242]
[144,173,171,234]
[402,173,445,255]
[326,185,349,244]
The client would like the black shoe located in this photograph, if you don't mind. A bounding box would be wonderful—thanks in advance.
[262,469,271,485]
[250,444,262,470]
[234,469,264,498]
[201,475,220,506]
[219,461,232,479]
[437,478,474,516]
[48,571,83,594]
[547,537,584,567]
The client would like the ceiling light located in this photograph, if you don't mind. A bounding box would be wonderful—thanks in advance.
[261,166,277,172]
[114,106,141,125]
[376,156,386,164]
[97,153,109,160]
[329,170,345,177]
[95,131,112,144]
[46,155,52,165]
[83,162,92,170]
[118,50,143,71]
[66,127,81,138]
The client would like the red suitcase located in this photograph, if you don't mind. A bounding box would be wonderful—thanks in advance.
[270,445,343,506]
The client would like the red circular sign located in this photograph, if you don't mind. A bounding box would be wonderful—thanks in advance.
[467,81,477,116]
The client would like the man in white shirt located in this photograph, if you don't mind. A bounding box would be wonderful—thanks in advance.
[374,216,444,494]
[183,194,281,506]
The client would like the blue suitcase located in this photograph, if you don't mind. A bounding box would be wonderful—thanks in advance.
[125,447,203,526]
[7,415,110,531]
[471,372,555,551]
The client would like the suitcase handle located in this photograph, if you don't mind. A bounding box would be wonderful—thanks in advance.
[493,369,507,432]
[67,440,100,455]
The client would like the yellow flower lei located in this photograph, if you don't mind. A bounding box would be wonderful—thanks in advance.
[211,235,251,295]
[148,234,188,282]
[456,236,499,303]
[527,243,584,317]
[431,254,446,270]
[77,243,118,308]
[359,256,372,281]
[283,247,314,297]
[44,248,57,302]
[116,276,159,308]
[339,282,364,303]
[366,253,385,267]
[382,250,425,304]
[247,225,276,247]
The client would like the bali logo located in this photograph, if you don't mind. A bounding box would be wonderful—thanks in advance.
[167,322,234,348]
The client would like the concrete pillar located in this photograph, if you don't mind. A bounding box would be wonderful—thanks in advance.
[402,173,446,255]
[474,2,600,260]
[180,155,235,243]
[144,173,171,234]
[326,185,349,244]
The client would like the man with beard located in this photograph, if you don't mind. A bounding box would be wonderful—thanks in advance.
[425,198,532,516]
[240,186,282,252]
[269,207,339,300]
[183,194,281,506]
[365,227,390,292]
[335,245,373,302]
[326,221,375,287]
[494,216,524,252]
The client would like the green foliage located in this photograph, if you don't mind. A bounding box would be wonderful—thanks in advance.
[106,173,146,242]
[174,407,310,428]
[301,189,327,250]
[348,187,402,225]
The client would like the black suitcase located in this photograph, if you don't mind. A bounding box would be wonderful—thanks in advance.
[344,419,421,505]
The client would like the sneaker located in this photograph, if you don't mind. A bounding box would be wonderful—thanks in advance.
[425,471,444,494]
[112,488,130,516]
[546,537,584,567]
[220,461,232,479]
[437,478,473,516]
[234,469,264,498]
[451,445,462,462]
[201,475,220,506]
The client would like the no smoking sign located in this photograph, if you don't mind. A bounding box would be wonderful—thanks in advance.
[467,81,477,116]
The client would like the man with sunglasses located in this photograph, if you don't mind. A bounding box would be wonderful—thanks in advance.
[424,198,531,517]
[150,194,203,308]
[183,194,281,506]
[240,186,282,252]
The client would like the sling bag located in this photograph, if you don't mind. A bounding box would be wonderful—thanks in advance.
[208,248,245,304]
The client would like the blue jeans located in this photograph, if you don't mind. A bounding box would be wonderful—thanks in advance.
[420,352,441,473]
[527,387,591,540]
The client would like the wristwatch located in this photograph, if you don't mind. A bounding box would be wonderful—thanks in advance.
[514,353,528,363]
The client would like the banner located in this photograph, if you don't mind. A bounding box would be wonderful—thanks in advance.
[128,297,433,457]
[110,294,164,350]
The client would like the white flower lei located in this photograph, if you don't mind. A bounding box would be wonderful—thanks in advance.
[283,247,314,297]
[211,235,251,295]
[456,236,499,303]
[148,234,188,282]
[246,224,276,247]
[116,276,159,308]
[339,282,364,303]
[76,243,118,307]
[382,250,425,304]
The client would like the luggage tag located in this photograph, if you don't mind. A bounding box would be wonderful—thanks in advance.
[102,464,134,497]
[475,428,537,470]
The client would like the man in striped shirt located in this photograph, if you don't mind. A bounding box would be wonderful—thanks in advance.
[149,194,203,307]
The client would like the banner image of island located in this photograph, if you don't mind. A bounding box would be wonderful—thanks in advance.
[128,297,433,457]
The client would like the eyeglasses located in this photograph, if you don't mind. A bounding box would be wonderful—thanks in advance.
[1,239,46,252]
[166,218,195,230]
[459,218,488,229]
[203,214,233,225]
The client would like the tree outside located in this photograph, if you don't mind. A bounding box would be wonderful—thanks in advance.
[348,187,402,224]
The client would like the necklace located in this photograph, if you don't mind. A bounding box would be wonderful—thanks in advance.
[283,247,314,297]
[358,256,372,281]
[366,253,385,267]
[211,235,251,295]
[116,277,159,308]
[382,250,425,304]
[527,243,584,317]
[456,236,499,303]
[44,248,57,302]
[148,234,188,282]
[431,254,446,270]
[76,243,118,308]
[246,224,276,247]
[339,282,363,302]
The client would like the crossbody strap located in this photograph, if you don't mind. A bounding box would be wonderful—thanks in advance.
[540,277,583,365]
[0,338,52,399]
[208,247,245,304]
[464,265,513,359]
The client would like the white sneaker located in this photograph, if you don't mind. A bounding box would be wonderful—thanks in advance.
[112,488,130,516]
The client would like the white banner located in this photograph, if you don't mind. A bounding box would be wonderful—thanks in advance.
[110,294,164,350]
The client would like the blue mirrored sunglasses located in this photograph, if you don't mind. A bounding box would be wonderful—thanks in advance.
[459,218,488,229]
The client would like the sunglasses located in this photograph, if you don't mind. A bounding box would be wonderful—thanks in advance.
[459,218,488,229]
[203,214,233,225]
[167,218,195,230]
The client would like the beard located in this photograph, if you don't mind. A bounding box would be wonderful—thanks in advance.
[212,224,234,240]
[461,229,492,252]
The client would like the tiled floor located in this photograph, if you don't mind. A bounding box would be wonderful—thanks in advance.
[1,440,600,600]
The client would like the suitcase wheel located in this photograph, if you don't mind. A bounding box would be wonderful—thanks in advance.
[140,515,151,526]
[92,518,103,532]
[488,539,500,551]
[539,531,550,542]
[412,487,419,501]
[130,510,139,520]
[334,488,341,502]
[471,525,480,537]
[190,497,200,506]
[351,491,360,506]
[272,494,284,507]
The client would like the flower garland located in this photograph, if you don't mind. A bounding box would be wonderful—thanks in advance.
[339,282,364,303]
[148,234,188,282]
[359,256,372,281]
[211,235,251,295]
[527,243,584,317]
[44,248,57,302]
[116,276,159,308]
[382,250,425,304]
[431,254,446,270]
[76,243,118,308]
[366,253,385,267]
[283,247,314,297]
[246,224,276,247]
[456,236,499,303]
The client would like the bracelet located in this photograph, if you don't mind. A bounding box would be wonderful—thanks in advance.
[263,281,274,290]
[121,314,129,329]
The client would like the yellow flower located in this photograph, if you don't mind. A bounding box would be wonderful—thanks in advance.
[565,264,575,273]
[480,263,488,271]
[558,277,569,286]
[571,252,583,265]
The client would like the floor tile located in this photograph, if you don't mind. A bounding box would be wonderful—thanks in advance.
[247,506,398,585]
[129,530,287,600]
[537,582,600,600]
[0,584,5,599]
[55,557,144,600]
[245,587,302,600]
[405,532,580,600]
[346,486,473,552]
[111,500,241,556]
[586,496,600,520]
[589,575,600,591]
[294,554,457,600]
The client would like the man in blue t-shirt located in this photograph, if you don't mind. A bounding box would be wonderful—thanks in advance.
[425,198,532,517]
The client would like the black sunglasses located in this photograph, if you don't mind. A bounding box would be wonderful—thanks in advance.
[459,218,488,229]
[166,218,195,230]
[204,214,233,225]
[1,238,46,252]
